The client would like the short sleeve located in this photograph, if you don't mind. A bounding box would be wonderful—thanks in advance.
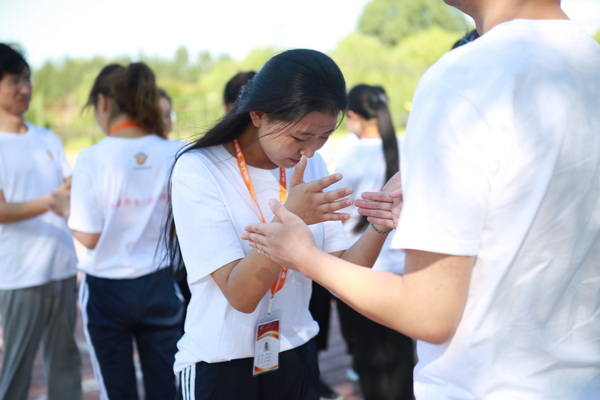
[171,153,245,284]
[68,151,103,233]
[310,153,349,253]
[46,129,72,178]
[322,220,349,253]
[56,141,72,178]
[0,154,4,192]
[391,86,494,256]
[334,147,362,199]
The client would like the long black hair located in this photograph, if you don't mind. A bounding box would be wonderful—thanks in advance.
[164,49,347,276]
[347,84,399,233]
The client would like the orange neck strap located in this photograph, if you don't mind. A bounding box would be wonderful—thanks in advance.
[110,120,141,134]
[232,138,288,296]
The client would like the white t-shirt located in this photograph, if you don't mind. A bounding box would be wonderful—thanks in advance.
[0,123,77,289]
[172,145,348,371]
[318,132,360,171]
[392,20,600,399]
[335,137,405,274]
[69,135,184,279]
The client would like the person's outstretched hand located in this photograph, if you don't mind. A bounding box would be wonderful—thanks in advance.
[354,171,403,230]
[48,178,71,219]
[242,199,316,271]
[284,155,353,225]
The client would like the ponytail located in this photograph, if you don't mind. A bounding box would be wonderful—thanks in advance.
[349,85,399,234]
[87,62,165,137]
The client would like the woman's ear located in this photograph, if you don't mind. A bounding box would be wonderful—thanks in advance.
[249,111,266,128]
[96,94,110,113]
[346,110,358,120]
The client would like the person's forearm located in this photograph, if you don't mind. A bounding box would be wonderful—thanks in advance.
[300,247,469,343]
[0,195,51,223]
[222,250,282,313]
[71,230,100,250]
[340,225,390,267]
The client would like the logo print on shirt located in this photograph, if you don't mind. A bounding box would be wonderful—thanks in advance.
[47,150,54,160]
[134,152,148,166]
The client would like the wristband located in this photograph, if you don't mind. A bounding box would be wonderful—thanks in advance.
[371,223,392,235]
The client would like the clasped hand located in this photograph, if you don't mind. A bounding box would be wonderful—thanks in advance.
[242,171,403,271]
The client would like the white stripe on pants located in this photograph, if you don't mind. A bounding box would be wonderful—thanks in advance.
[79,276,110,400]
[180,365,196,400]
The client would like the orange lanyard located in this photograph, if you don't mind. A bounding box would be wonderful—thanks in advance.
[233,139,288,297]
[110,120,141,134]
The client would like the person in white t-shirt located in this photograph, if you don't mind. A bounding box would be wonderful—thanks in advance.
[0,43,81,400]
[69,62,185,400]
[242,1,600,398]
[166,49,400,400]
[335,84,414,400]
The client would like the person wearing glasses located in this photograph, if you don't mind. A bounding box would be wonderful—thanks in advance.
[0,43,81,400]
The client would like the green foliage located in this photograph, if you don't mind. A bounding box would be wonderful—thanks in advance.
[23,2,467,151]
[358,0,468,46]
[595,30,600,44]
[333,27,458,127]
[25,47,279,147]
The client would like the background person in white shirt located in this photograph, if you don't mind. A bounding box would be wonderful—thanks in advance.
[166,49,400,400]
[69,62,185,400]
[242,1,600,398]
[335,84,414,400]
[0,43,81,400]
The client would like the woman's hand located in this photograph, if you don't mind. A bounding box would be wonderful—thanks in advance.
[284,156,353,225]
[242,200,316,271]
[48,179,71,219]
[354,171,403,230]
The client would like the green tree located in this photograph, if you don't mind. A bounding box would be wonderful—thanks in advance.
[358,0,468,46]
[333,27,458,128]
[595,29,600,44]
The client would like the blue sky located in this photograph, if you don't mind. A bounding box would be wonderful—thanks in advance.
[1,0,599,67]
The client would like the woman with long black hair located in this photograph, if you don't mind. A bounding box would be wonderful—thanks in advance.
[166,49,399,400]
[335,84,415,400]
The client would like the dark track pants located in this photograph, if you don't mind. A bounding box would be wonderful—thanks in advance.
[308,281,333,352]
[177,338,320,400]
[80,268,184,400]
[338,301,415,400]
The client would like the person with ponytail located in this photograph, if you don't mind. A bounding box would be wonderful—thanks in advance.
[334,84,414,400]
[68,62,185,399]
[166,49,400,400]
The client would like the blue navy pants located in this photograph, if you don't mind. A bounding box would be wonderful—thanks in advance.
[80,268,184,400]
[177,338,320,400]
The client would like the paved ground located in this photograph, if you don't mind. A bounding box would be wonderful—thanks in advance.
[1,299,362,400]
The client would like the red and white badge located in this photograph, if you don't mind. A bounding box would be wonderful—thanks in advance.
[253,316,280,375]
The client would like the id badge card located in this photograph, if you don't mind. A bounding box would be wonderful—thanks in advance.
[253,310,281,376]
